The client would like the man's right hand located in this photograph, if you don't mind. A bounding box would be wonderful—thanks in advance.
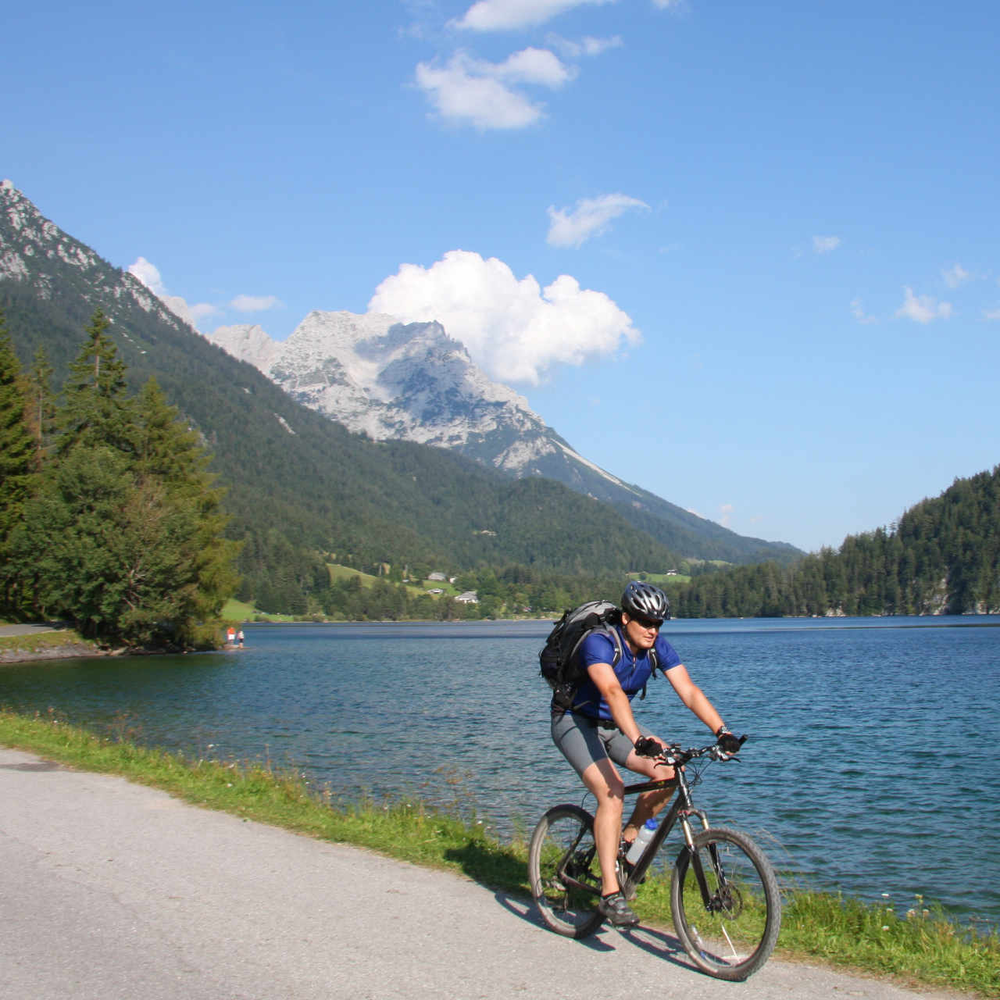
[633,736,665,758]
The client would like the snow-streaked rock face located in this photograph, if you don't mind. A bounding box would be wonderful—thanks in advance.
[0,179,187,334]
[207,310,618,483]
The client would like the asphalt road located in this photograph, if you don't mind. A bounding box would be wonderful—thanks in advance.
[0,746,966,1000]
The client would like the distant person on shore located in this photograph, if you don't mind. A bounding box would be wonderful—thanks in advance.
[237,629,244,648]
[550,580,741,928]
[226,627,236,646]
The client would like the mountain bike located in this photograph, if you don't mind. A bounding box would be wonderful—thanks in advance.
[527,736,781,981]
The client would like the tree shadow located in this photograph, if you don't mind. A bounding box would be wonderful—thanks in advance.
[443,838,529,895]
[0,759,64,772]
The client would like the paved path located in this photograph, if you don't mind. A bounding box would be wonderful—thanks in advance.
[0,746,966,1000]
[0,624,58,637]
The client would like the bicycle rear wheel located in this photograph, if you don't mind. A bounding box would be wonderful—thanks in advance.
[670,826,781,981]
[528,804,605,939]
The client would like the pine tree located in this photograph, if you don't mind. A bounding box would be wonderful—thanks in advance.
[127,378,241,641]
[57,308,133,455]
[0,312,37,613]
[25,345,56,461]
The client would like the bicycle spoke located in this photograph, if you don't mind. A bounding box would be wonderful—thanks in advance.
[670,827,781,981]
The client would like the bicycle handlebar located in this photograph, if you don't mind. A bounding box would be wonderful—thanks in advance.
[655,734,748,766]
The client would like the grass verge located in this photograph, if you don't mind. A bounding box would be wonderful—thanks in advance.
[0,708,996,998]
[0,629,99,660]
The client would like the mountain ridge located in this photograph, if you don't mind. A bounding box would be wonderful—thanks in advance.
[0,180,689,592]
[207,307,800,565]
[1,179,797,590]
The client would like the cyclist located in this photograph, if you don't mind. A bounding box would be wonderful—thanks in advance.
[550,581,738,928]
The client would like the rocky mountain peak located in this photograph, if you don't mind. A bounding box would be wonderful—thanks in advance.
[206,310,551,458]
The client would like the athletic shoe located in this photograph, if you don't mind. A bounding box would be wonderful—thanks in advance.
[599,891,639,928]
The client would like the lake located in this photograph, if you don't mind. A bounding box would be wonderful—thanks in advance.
[2,616,998,931]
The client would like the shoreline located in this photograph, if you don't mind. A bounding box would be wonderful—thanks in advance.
[0,709,993,998]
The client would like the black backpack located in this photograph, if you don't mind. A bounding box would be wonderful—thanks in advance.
[539,599,663,712]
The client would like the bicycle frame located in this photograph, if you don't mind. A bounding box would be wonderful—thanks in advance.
[618,763,711,894]
[551,743,740,908]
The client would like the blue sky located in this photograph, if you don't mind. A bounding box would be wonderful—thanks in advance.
[4,0,999,554]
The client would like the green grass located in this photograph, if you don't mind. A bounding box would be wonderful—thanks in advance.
[0,708,996,997]
[326,562,431,599]
[0,628,99,658]
[636,571,693,586]
[221,597,256,621]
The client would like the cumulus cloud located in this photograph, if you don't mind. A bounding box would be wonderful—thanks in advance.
[128,257,218,329]
[415,48,574,129]
[547,193,649,247]
[368,249,640,384]
[453,0,614,32]
[895,286,952,324]
[812,235,841,254]
[230,294,282,312]
[942,263,970,289]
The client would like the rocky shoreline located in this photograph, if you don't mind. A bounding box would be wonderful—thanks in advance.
[0,625,191,664]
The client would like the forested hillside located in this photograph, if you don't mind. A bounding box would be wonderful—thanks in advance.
[667,466,1000,617]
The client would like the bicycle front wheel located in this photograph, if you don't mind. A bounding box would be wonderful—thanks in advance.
[670,826,781,981]
[528,804,605,939]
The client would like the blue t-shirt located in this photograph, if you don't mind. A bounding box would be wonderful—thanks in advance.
[568,626,682,721]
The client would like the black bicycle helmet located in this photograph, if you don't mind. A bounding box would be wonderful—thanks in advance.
[621,581,670,621]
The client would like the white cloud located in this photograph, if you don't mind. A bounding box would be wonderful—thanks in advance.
[547,193,650,247]
[128,256,168,296]
[984,307,1000,321]
[368,249,640,384]
[497,47,576,85]
[718,503,734,528]
[895,286,952,324]
[850,298,877,324]
[230,294,282,312]
[415,48,574,130]
[453,0,615,32]
[128,257,218,329]
[942,263,970,289]
[547,33,623,58]
[812,235,841,254]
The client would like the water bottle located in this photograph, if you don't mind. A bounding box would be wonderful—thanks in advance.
[625,817,658,865]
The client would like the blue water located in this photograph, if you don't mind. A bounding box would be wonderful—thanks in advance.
[2,616,998,930]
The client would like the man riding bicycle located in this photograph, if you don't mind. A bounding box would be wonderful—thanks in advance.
[550,581,739,928]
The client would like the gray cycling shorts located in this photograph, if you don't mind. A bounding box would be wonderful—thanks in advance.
[551,711,653,777]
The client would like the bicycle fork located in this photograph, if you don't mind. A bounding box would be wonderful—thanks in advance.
[672,771,734,913]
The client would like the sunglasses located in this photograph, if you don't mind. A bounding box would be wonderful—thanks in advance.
[630,614,663,630]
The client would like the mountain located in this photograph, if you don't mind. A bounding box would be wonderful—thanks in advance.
[0,180,686,588]
[210,312,800,565]
[0,179,796,600]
